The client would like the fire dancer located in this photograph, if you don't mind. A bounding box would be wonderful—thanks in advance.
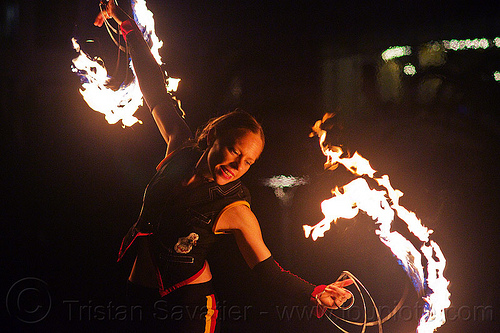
[95,1,352,332]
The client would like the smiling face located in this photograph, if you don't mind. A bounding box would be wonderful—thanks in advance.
[205,129,264,185]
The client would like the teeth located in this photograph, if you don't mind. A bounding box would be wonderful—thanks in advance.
[221,167,232,178]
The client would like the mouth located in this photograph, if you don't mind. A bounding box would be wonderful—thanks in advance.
[220,166,234,180]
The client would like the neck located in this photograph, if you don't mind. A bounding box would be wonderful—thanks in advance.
[185,150,212,186]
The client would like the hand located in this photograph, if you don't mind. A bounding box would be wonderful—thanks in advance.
[317,278,354,310]
[94,0,130,27]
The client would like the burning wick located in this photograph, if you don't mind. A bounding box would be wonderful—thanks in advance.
[71,0,180,127]
[304,114,451,332]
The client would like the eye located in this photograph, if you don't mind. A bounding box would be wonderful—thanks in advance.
[230,147,240,155]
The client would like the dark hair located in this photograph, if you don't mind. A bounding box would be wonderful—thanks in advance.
[195,110,265,150]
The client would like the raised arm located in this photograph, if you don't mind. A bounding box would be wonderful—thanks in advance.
[95,1,191,156]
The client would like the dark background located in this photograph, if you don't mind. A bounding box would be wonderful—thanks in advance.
[1,0,499,332]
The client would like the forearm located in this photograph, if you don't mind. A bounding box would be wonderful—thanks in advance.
[252,256,326,310]
[121,20,191,150]
[120,20,173,112]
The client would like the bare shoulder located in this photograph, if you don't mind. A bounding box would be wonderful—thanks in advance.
[215,202,271,268]
[215,203,259,232]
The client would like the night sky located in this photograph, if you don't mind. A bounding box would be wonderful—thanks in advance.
[1,1,499,332]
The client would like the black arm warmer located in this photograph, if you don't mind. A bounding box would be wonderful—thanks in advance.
[120,20,175,111]
[252,256,316,306]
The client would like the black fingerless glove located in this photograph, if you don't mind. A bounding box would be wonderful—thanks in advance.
[252,256,327,317]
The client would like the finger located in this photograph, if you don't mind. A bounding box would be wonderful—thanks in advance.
[335,298,345,308]
[325,278,353,290]
[94,13,105,27]
[324,288,352,301]
[324,284,347,292]
[324,287,338,294]
[323,298,339,310]
[337,278,354,287]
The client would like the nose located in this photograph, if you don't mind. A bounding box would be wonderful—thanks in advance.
[230,156,245,171]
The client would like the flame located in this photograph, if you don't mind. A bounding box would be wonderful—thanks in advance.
[72,0,179,127]
[305,114,451,332]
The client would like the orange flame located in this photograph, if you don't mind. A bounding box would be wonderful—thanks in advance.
[305,114,451,332]
[72,0,179,127]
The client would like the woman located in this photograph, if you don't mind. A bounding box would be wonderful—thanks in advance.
[95,2,352,332]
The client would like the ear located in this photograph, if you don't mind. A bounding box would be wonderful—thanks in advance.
[207,128,216,147]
